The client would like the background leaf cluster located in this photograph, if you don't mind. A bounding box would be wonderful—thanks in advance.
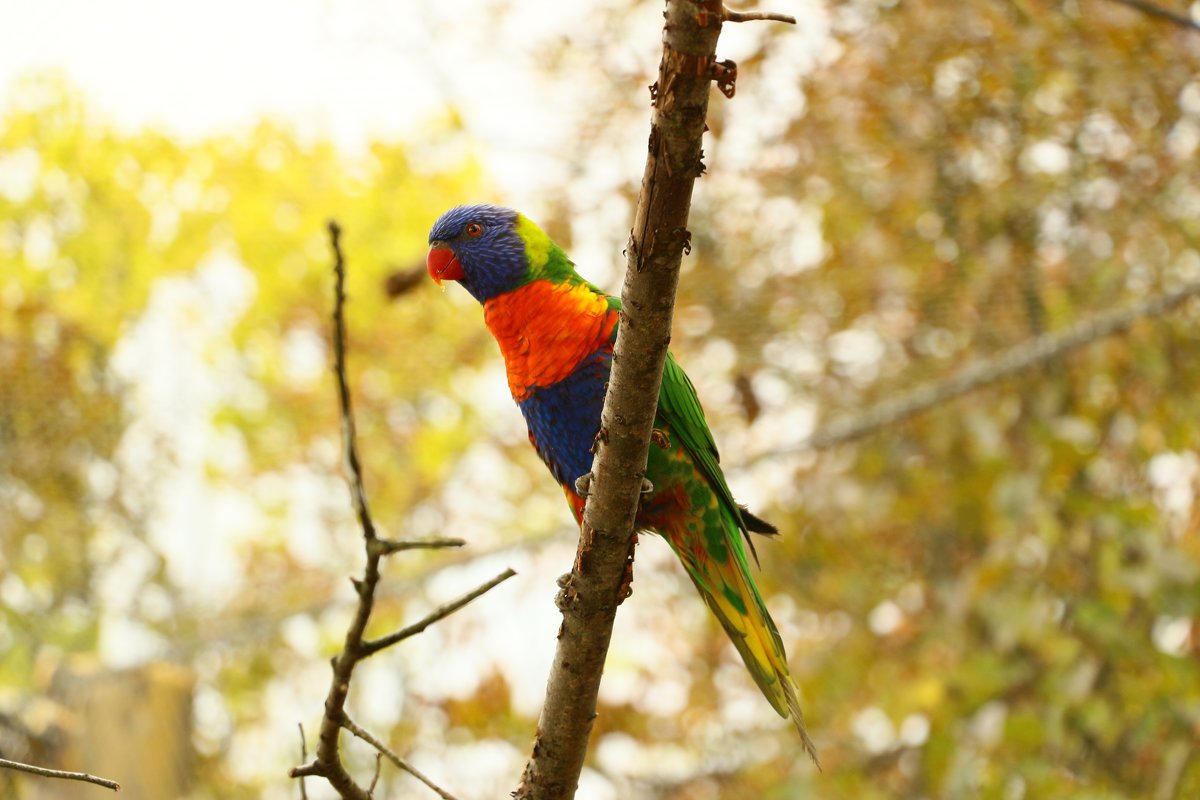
[2,1,1199,797]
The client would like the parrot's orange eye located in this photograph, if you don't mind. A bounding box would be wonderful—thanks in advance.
[466,222,484,237]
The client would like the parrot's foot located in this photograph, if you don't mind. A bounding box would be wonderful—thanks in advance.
[617,530,639,604]
[555,572,578,611]
[576,472,652,496]
[575,474,651,497]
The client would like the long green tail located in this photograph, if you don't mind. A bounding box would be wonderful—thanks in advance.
[673,506,819,766]
[641,429,820,766]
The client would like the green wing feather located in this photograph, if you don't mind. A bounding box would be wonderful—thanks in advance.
[657,355,759,544]
[654,352,767,625]
[654,353,819,765]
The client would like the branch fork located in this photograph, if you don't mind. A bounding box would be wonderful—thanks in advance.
[289,222,515,800]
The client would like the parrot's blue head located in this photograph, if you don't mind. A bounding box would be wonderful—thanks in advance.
[427,204,529,303]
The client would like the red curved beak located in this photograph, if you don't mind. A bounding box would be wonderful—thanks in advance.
[427,244,465,285]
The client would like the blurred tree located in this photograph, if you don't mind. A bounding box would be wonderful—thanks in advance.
[630,2,1200,798]
[3,0,1200,796]
[0,73,499,798]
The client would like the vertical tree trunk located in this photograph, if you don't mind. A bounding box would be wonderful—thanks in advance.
[515,2,733,797]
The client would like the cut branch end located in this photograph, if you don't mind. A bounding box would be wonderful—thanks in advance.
[724,8,797,24]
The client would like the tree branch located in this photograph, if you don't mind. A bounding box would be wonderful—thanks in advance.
[372,537,466,555]
[724,8,796,24]
[289,219,376,800]
[797,278,1200,451]
[290,221,514,800]
[514,2,794,797]
[360,567,517,657]
[1101,0,1200,33]
[330,221,377,545]
[0,756,120,792]
[343,715,461,800]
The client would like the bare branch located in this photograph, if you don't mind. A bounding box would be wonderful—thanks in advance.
[0,756,120,792]
[724,8,796,24]
[359,567,517,657]
[370,537,466,556]
[795,278,1200,451]
[515,1,796,796]
[344,715,461,800]
[291,761,323,779]
[292,222,510,799]
[329,220,378,544]
[367,753,382,796]
[383,263,428,299]
[1102,0,1200,33]
[290,219,377,800]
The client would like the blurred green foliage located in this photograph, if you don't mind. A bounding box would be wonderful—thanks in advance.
[0,73,499,798]
[3,0,1200,797]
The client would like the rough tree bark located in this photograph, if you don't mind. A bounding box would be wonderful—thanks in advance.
[515,3,792,798]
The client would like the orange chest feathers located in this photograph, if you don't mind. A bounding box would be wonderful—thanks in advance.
[483,281,618,402]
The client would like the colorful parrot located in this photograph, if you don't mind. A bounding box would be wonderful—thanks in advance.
[427,204,817,763]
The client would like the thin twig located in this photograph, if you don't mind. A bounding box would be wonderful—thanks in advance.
[292,222,513,799]
[1102,0,1200,33]
[290,219,376,800]
[360,567,517,657]
[0,756,120,792]
[330,220,378,543]
[367,753,382,797]
[344,716,461,800]
[725,8,796,24]
[791,278,1200,451]
[371,537,466,556]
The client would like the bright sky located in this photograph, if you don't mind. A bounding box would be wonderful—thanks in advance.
[0,0,829,205]
[2,1,433,135]
[0,0,644,210]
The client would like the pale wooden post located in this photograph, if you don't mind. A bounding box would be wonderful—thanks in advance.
[32,659,194,800]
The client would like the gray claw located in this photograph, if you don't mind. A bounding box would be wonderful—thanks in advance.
[640,478,654,495]
[574,472,594,496]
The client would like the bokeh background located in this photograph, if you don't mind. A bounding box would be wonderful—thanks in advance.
[3,1,1200,798]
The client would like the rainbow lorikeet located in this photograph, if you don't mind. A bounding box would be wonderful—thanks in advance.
[427,204,817,762]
